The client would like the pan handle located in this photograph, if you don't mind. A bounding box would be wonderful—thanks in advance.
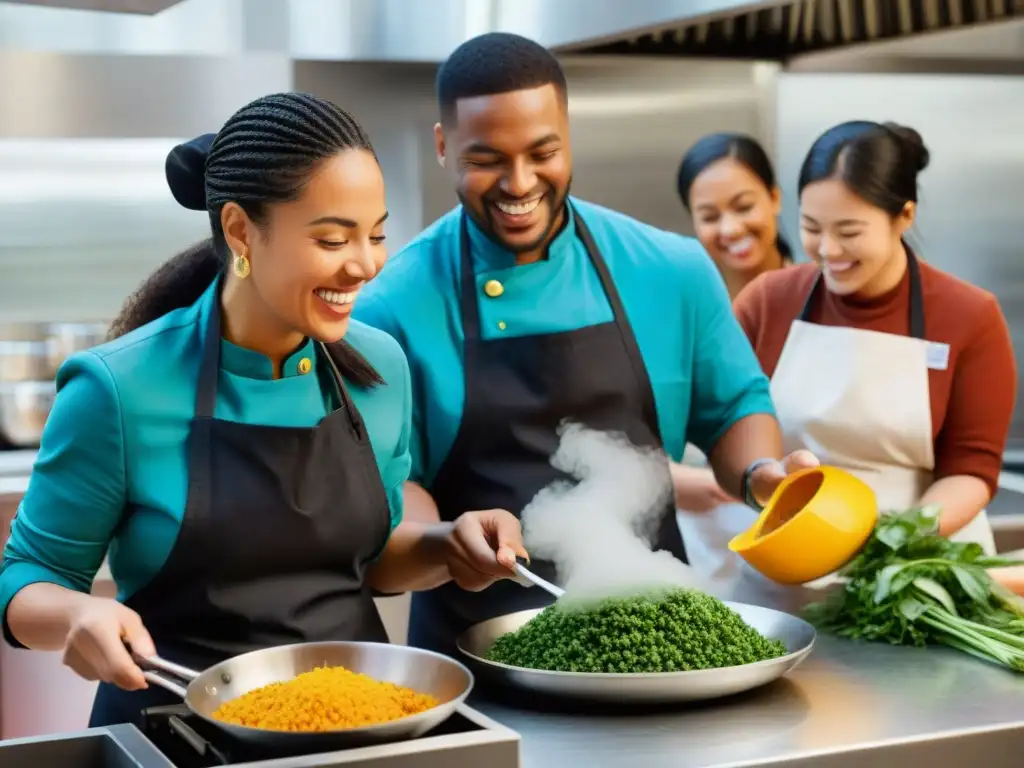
[132,651,201,699]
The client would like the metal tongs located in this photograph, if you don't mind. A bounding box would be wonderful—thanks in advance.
[511,556,565,599]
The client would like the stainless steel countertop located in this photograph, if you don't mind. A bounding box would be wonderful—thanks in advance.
[1,637,1022,767]
[470,634,1024,768]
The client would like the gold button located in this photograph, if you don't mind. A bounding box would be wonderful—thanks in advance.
[497,321,507,331]
[297,357,312,375]
[484,279,505,298]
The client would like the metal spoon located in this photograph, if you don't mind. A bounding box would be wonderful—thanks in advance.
[511,556,565,599]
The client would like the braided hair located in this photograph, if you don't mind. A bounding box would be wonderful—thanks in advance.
[109,92,383,387]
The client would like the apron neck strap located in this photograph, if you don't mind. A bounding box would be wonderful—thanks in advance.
[195,279,224,420]
[195,279,362,433]
[797,244,926,339]
[457,214,484,343]
[319,342,367,441]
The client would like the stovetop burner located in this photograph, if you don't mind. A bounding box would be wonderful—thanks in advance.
[142,703,260,766]
[140,700,520,768]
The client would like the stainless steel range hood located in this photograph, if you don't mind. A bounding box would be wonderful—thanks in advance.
[0,0,836,60]
[576,0,1023,60]
[2,0,1019,61]
[1,0,182,13]
[0,0,797,59]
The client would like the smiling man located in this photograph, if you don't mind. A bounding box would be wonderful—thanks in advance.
[353,32,817,656]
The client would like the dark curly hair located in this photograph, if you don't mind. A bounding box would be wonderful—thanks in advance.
[108,91,383,387]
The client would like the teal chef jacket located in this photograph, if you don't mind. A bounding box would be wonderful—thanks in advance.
[0,277,411,624]
[352,197,775,488]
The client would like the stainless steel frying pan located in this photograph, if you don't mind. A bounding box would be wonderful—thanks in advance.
[137,641,474,750]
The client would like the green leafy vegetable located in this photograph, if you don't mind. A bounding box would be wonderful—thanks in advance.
[805,506,1024,671]
[485,588,787,673]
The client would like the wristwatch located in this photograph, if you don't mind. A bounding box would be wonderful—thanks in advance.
[741,458,777,512]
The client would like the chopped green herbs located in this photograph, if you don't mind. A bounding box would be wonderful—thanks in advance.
[484,588,787,673]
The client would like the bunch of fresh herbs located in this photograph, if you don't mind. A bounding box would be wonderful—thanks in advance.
[804,506,1024,671]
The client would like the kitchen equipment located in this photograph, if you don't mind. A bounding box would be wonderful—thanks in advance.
[0,323,50,342]
[136,641,474,751]
[728,466,879,584]
[0,381,56,446]
[0,702,522,768]
[0,341,54,382]
[0,724,175,768]
[511,557,565,599]
[457,602,815,704]
[47,322,109,372]
[139,701,520,767]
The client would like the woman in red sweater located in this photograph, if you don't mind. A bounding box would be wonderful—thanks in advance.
[729,120,1017,605]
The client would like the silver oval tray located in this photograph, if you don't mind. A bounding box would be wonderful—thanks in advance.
[457,601,815,704]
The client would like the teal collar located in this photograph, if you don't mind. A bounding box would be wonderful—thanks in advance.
[220,337,318,380]
[465,202,578,271]
[195,277,319,381]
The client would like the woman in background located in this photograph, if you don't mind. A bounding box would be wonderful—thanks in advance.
[672,133,795,591]
[730,120,1017,606]
[677,132,792,300]
[0,92,525,728]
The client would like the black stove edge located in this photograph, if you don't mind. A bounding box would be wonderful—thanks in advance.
[0,724,176,768]
[0,704,522,768]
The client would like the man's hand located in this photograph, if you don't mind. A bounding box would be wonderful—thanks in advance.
[670,462,738,512]
[747,450,820,507]
[445,509,528,592]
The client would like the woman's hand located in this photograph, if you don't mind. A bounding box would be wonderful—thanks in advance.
[64,597,156,691]
[446,509,528,591]
[747,450,821,506]
[670,462,737,512]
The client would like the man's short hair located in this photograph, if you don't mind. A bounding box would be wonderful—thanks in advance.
[436,32,568,125]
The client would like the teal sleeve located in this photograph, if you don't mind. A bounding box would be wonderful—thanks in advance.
[381,351,413,531]
[1,351,126,643]
[353,293,428,484]
[686,256,776,455]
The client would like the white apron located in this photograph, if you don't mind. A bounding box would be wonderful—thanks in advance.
[675,445,781,603]
[682,252,996,610]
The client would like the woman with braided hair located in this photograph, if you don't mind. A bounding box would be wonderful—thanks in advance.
[0,92,527,728]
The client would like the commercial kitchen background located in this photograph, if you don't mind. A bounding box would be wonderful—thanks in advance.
[0,0,1022,742]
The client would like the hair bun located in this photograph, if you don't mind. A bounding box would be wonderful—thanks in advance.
[883,122,930,173]
[165,133,215,211]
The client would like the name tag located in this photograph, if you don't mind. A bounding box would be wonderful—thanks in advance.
[926,342,950,371]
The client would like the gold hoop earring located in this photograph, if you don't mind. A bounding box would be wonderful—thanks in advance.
[232,251,251,279]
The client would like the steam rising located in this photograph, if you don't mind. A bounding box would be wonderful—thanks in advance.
[521,422,705,602]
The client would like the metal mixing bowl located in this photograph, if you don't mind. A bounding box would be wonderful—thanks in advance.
[47,322,109,372]
[0,340,55,382]
[0,381,56,446]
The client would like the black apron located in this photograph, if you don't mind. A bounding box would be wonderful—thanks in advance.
[89,283,391,728]
[407,207,687,657]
